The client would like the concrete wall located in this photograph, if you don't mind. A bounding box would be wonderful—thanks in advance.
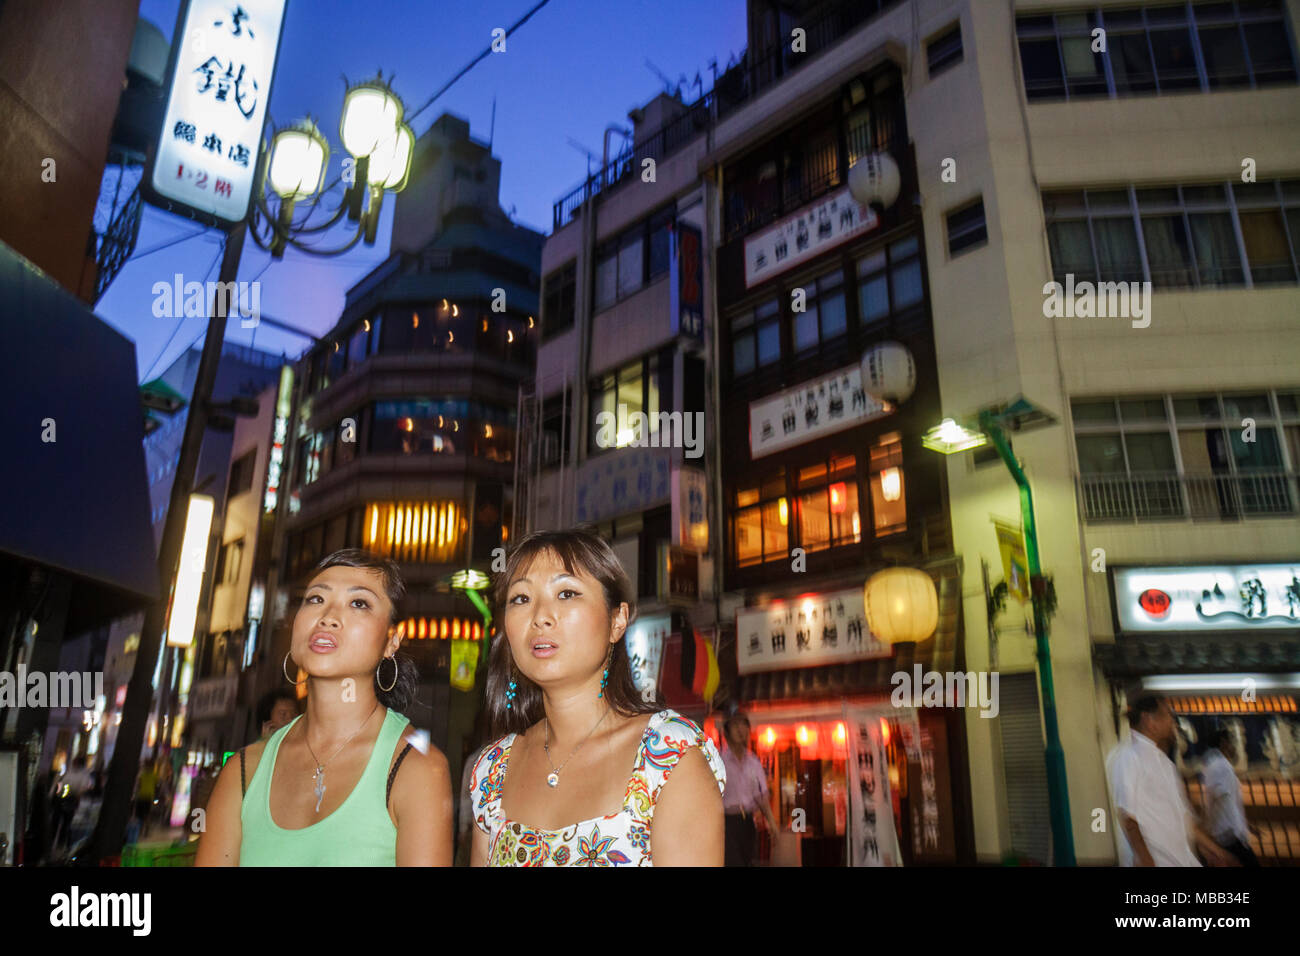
[0,0,140,301]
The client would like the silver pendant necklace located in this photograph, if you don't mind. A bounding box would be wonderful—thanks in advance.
[542,707,608,789]
[303,700,380,812]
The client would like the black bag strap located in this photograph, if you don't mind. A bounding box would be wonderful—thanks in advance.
[387,743,413,808]
[239,747,246,797]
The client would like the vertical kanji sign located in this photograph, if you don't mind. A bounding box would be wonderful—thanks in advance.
[143,0,288,228]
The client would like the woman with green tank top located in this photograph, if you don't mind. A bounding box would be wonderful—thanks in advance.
[196,550,453,866]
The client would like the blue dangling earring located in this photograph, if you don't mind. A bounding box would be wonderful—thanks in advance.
[598,651,610,699]
[506,668,518,710]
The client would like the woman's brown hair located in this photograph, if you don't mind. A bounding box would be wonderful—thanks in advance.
[485,527,661,736]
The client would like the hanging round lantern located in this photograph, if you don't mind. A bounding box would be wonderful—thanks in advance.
[847,151,901,209]
[863,567,938,645]
[860,341,916,405]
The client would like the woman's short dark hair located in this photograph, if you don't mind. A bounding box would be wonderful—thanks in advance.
[309,549,417,714]
[486,527,661,737]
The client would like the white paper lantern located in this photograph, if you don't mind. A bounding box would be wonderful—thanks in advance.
[863,567,938,645]
[848,152,901,209]
[860,341,916,404]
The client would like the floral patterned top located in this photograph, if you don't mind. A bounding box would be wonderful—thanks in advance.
[471,709,726,866]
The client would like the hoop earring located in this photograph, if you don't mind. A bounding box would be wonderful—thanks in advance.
[376,655,398,693]
[283,652,307,686]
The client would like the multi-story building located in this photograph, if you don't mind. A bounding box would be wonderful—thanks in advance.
[270,113,543,780]
[829,0,1299,865]
[524,0,972,867]
[523,86,720,732]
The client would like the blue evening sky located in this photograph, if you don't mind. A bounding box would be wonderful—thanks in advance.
[102,0,747,380]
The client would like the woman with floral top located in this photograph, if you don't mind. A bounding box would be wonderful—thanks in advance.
[470,528,725,866]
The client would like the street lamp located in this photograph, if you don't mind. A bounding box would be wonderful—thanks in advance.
[924,396,1076,866]
[450,568,493,640]
[252,74,414,259]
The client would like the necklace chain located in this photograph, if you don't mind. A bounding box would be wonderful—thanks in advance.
[543,707,608,780]
[304,700,380,772]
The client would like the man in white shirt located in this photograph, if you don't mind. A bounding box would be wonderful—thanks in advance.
[721,713,779,866]
[1106,695,1234,866]
[1201,728,1258,866]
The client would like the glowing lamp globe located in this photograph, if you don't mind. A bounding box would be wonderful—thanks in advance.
[860,341,916,404]
[267,121,328,200]
[848,151,901,209]
[367,122,414,192]
[340,81,403,159]
[863,567,938,645]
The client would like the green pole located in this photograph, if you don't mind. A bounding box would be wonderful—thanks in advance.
[979,411,1077,866]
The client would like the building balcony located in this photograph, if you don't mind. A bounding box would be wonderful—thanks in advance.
[1078,471,1299,523]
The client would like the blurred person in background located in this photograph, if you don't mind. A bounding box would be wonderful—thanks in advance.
[1106,695,1235,866]
[1200,727,1259,866]
[721,712,778,866]
[257,688,300,740]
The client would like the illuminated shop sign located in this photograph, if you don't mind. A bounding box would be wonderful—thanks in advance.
[736,586,890,675]
[144,0,288,227]
[1114,564,1300,632]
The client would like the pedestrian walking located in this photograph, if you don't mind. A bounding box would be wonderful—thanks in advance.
[1200,727,1259,866]
[1106,695,1235,866]
[721,712,778,866]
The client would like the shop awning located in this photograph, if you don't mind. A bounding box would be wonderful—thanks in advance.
[0,241,159,630]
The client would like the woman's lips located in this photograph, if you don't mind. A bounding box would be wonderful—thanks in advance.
[309,633,338,654]
[530,640,558,659]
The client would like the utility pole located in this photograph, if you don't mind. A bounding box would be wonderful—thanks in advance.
[89,223,247,863]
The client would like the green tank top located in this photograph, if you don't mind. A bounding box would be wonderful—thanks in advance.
[239,707,410,866]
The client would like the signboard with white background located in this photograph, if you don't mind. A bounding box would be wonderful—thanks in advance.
[749,362,890,459]
[1113,564,1300,632]
[736,586,890,675]
[145,0,288,227]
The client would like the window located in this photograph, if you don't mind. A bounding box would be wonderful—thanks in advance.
[733,470,789,567]
[592,208,677,312]
[791,270,847,353]
[797,454,861,551]
[588,354,665,453]
[1072,392,1298,520]
[869,435,906,534]
[1045,181,1300,288]
[229,449,256,496]
[946,199,988,255]
[855,234,923,327]
[541,393,570,468]
[346,321,369,369]
[927,24,964,77]
[1017,3,1298,101]
[369,398,516,460]
[216,538,244,585]
[729,299,781,377]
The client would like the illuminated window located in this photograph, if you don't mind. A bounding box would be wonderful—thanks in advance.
[869,434,906,535]
[733,470,788,567]
[363,501,464,563]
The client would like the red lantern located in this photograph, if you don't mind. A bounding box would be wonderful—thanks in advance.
[829,482,847,514]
